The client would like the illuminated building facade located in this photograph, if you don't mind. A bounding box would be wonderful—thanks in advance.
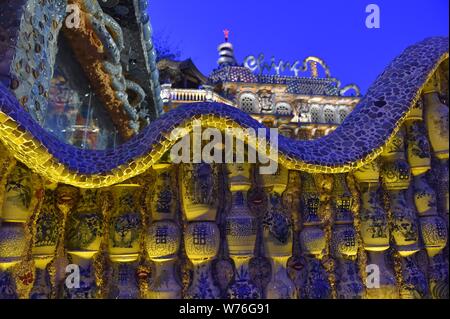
[160,37,361,140]
[0,0,448,299]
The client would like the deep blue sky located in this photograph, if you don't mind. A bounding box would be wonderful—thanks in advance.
[149,0,448,93]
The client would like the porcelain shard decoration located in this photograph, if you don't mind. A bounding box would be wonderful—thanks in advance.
[184,222,221,299]
[180,163,219,222]
[0,0,448,300]
[1,163,33,223]
[146,220,182,299]
[108,184,142,263]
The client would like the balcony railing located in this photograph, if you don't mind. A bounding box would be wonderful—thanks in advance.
[161,87,233,105]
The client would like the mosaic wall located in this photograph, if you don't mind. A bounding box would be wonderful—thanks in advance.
[0,0,449,299]
[0,38,448,189]
[4,0,67,124]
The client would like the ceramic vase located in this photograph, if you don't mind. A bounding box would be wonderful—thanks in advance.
[420,215,448,258]
[63,254,98,299]
[405,120,431,176]
[381,129,406,160]
[145,220,182,299]
[365,251,399,299]
[260,166,295,299]
[406,98,424,121]
[423,92,449,160]
[184,221,221,299]
[1,164,32,223]
[389,191,419,256]
[29,256,53,299]
[31,188,60,299]
[180,163,218,222]
[0,222,26,271]
[381,159,411,191]
[334,259,364,299]
[108,184,142,263]
[226,192,261,299]
[331,175,364,299]
[108,262,140,299]
[427,253,450,299]
[0,222,26,299]
[413,174,438,216]
[300,174,326,257]
[399,256,428,299]
[353,161,380,185]
[0,269,18,299]
[263,192,295,299]
[360,185,389,252]
[66,189,103,259]
[65,189,103,298]
[149,164,177,221]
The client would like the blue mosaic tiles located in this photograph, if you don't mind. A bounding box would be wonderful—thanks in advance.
[0,37,448,176]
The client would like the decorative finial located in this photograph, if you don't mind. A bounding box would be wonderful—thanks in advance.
[310,61,318,78]
[217,29,237,67]
[223,29,230,42]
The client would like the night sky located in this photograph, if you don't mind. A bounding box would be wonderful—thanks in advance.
[149,0,448,94]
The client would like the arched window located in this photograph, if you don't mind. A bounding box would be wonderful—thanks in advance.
[275,103,292,116]
[310,105,321,123]
[239,93,259,113]
[338,107,349,123]
[323,107,336,124]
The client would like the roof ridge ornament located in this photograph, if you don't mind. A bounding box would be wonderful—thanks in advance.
[243,54,332,78]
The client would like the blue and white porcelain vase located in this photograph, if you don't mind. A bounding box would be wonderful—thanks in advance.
[360,185,390,252]
[146,220,182,299]
[331,175,364,299]
[108,184,142,263]
[65,189,103,299]
[184,222,221,299]
[149,164,177,221]
[31,187,60,299]
[405,120,431,176]
[226,191,261,299]
[1,163,33,222]
[261,166,295,299]
[389,190,419,256]
[180,163,218,222]
[423,90,449,160]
